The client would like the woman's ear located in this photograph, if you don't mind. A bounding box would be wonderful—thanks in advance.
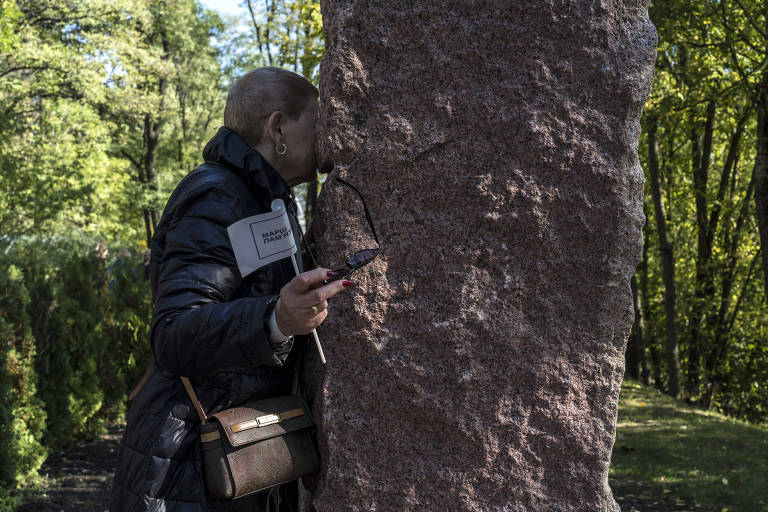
[264,111,285,145]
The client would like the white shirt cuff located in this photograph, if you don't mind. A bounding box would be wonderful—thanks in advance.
[268,307,291,344]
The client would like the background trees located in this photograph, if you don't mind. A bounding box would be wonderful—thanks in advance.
[626,0,768,419]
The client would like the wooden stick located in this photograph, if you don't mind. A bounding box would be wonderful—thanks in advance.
[290,253,326,364]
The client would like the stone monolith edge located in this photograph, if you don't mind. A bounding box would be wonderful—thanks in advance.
[304,1,656,510]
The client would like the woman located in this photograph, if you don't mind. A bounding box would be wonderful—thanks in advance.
[110,67,351,512]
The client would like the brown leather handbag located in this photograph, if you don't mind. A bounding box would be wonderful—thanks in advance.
[180,371,319,501]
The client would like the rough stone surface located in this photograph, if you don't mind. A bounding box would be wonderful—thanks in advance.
[306,1,656,510]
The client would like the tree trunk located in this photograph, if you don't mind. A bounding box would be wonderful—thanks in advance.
[143,28,169,238]
[707,250,761,407]
[638,228,653,387]
[697,114,750,403]
[302,23,311,78]
[754,75,768,304]
[246,0,265,57]
[144,112,161,233]
[143,210,153,249]
[626,274,648,383]
[264,0,274,65]
[703,175,755,405]
[178,88,188,166]
[686,100,715,397]
[647,117,681,398]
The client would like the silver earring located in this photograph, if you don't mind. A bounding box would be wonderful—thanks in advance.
[276,143,287,155]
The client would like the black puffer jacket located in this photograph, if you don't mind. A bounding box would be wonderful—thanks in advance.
[111,127,305,512]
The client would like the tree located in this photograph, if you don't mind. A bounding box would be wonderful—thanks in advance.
[634,0,766,415]
[0,0,146,240]
[644,114,681,398]
[0,0,227,246]
[102,0,226,247]
[710,0,768,309]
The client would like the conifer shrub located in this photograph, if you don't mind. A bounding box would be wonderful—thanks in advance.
[21,245,78,450]
[55,254,108,438]
[0,264,47,493]
[0,236,152,489]
[11,238,148,449]
[18,239,109,445]
[100,252,152,422]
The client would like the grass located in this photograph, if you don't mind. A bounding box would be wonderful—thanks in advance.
[610,379,768,512]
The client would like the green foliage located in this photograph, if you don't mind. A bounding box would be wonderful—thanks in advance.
[634,0,768,419]
[611,380,768,511]
[0,264,47,490]
[0,489,20,512]
[0,235,154,494]
[0,0,153,241]
[0,0,322,243]
[712,297,768,423]
[229,0,323,80]
[100,250,152,421]
[108,0,229,241]
[0,0,232,244]
[6,237,151,452]
[0,1,21,54]
[0,239,152,501]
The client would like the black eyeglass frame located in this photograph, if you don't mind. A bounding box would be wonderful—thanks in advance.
[296,176,382,282]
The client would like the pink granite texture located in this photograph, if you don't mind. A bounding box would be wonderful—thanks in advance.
[305,1,656,510]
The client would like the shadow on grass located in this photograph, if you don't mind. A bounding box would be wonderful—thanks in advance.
[610,380,768,512]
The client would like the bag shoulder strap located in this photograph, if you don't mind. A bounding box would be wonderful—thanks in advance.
[180,359,301,425]
[181,376,209,424]
[129,356,156,401]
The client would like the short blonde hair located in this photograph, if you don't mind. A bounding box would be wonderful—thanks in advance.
[224,67,319,147]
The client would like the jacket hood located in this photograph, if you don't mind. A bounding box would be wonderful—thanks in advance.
[202,126,292,203]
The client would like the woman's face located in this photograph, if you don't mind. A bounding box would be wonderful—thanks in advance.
[276,101,319,187]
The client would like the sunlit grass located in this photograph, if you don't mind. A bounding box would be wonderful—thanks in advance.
[610,379,768,512]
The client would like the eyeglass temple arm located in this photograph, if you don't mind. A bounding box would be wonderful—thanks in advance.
[334,176,380,245]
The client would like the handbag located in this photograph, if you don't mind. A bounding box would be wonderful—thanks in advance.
[180,364,319,501]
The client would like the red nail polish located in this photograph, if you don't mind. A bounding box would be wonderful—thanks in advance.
[327,271,335,277]
[342,280,353,288]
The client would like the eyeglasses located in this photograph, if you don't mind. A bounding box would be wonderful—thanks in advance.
[298,176,382,282]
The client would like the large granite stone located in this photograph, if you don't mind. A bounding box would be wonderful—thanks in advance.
[305,1,656,510]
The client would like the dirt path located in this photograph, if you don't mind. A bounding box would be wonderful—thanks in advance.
[14,424,122,512]
[13,424,715,512]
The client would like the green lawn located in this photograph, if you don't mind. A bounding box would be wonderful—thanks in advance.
[610,380,768,512]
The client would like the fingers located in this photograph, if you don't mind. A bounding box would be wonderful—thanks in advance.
[276,270,353,337]
[288,267,333,293]
[299,309,327,334]
[308,300,329,316]
[309,278,352,304]
[275,297,328,337]
[309,309,328,330]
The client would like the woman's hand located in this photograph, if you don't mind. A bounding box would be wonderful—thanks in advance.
[274,267,352,336]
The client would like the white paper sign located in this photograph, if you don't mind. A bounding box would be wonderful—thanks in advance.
[227,199,296,277]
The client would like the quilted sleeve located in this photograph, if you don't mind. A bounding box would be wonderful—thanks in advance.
[150,187,285,377]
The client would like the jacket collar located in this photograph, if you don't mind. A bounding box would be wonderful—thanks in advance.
[202,126,292,203]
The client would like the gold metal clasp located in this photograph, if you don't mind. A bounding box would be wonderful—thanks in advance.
[230,408,304,433]
[256,414,280,427]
